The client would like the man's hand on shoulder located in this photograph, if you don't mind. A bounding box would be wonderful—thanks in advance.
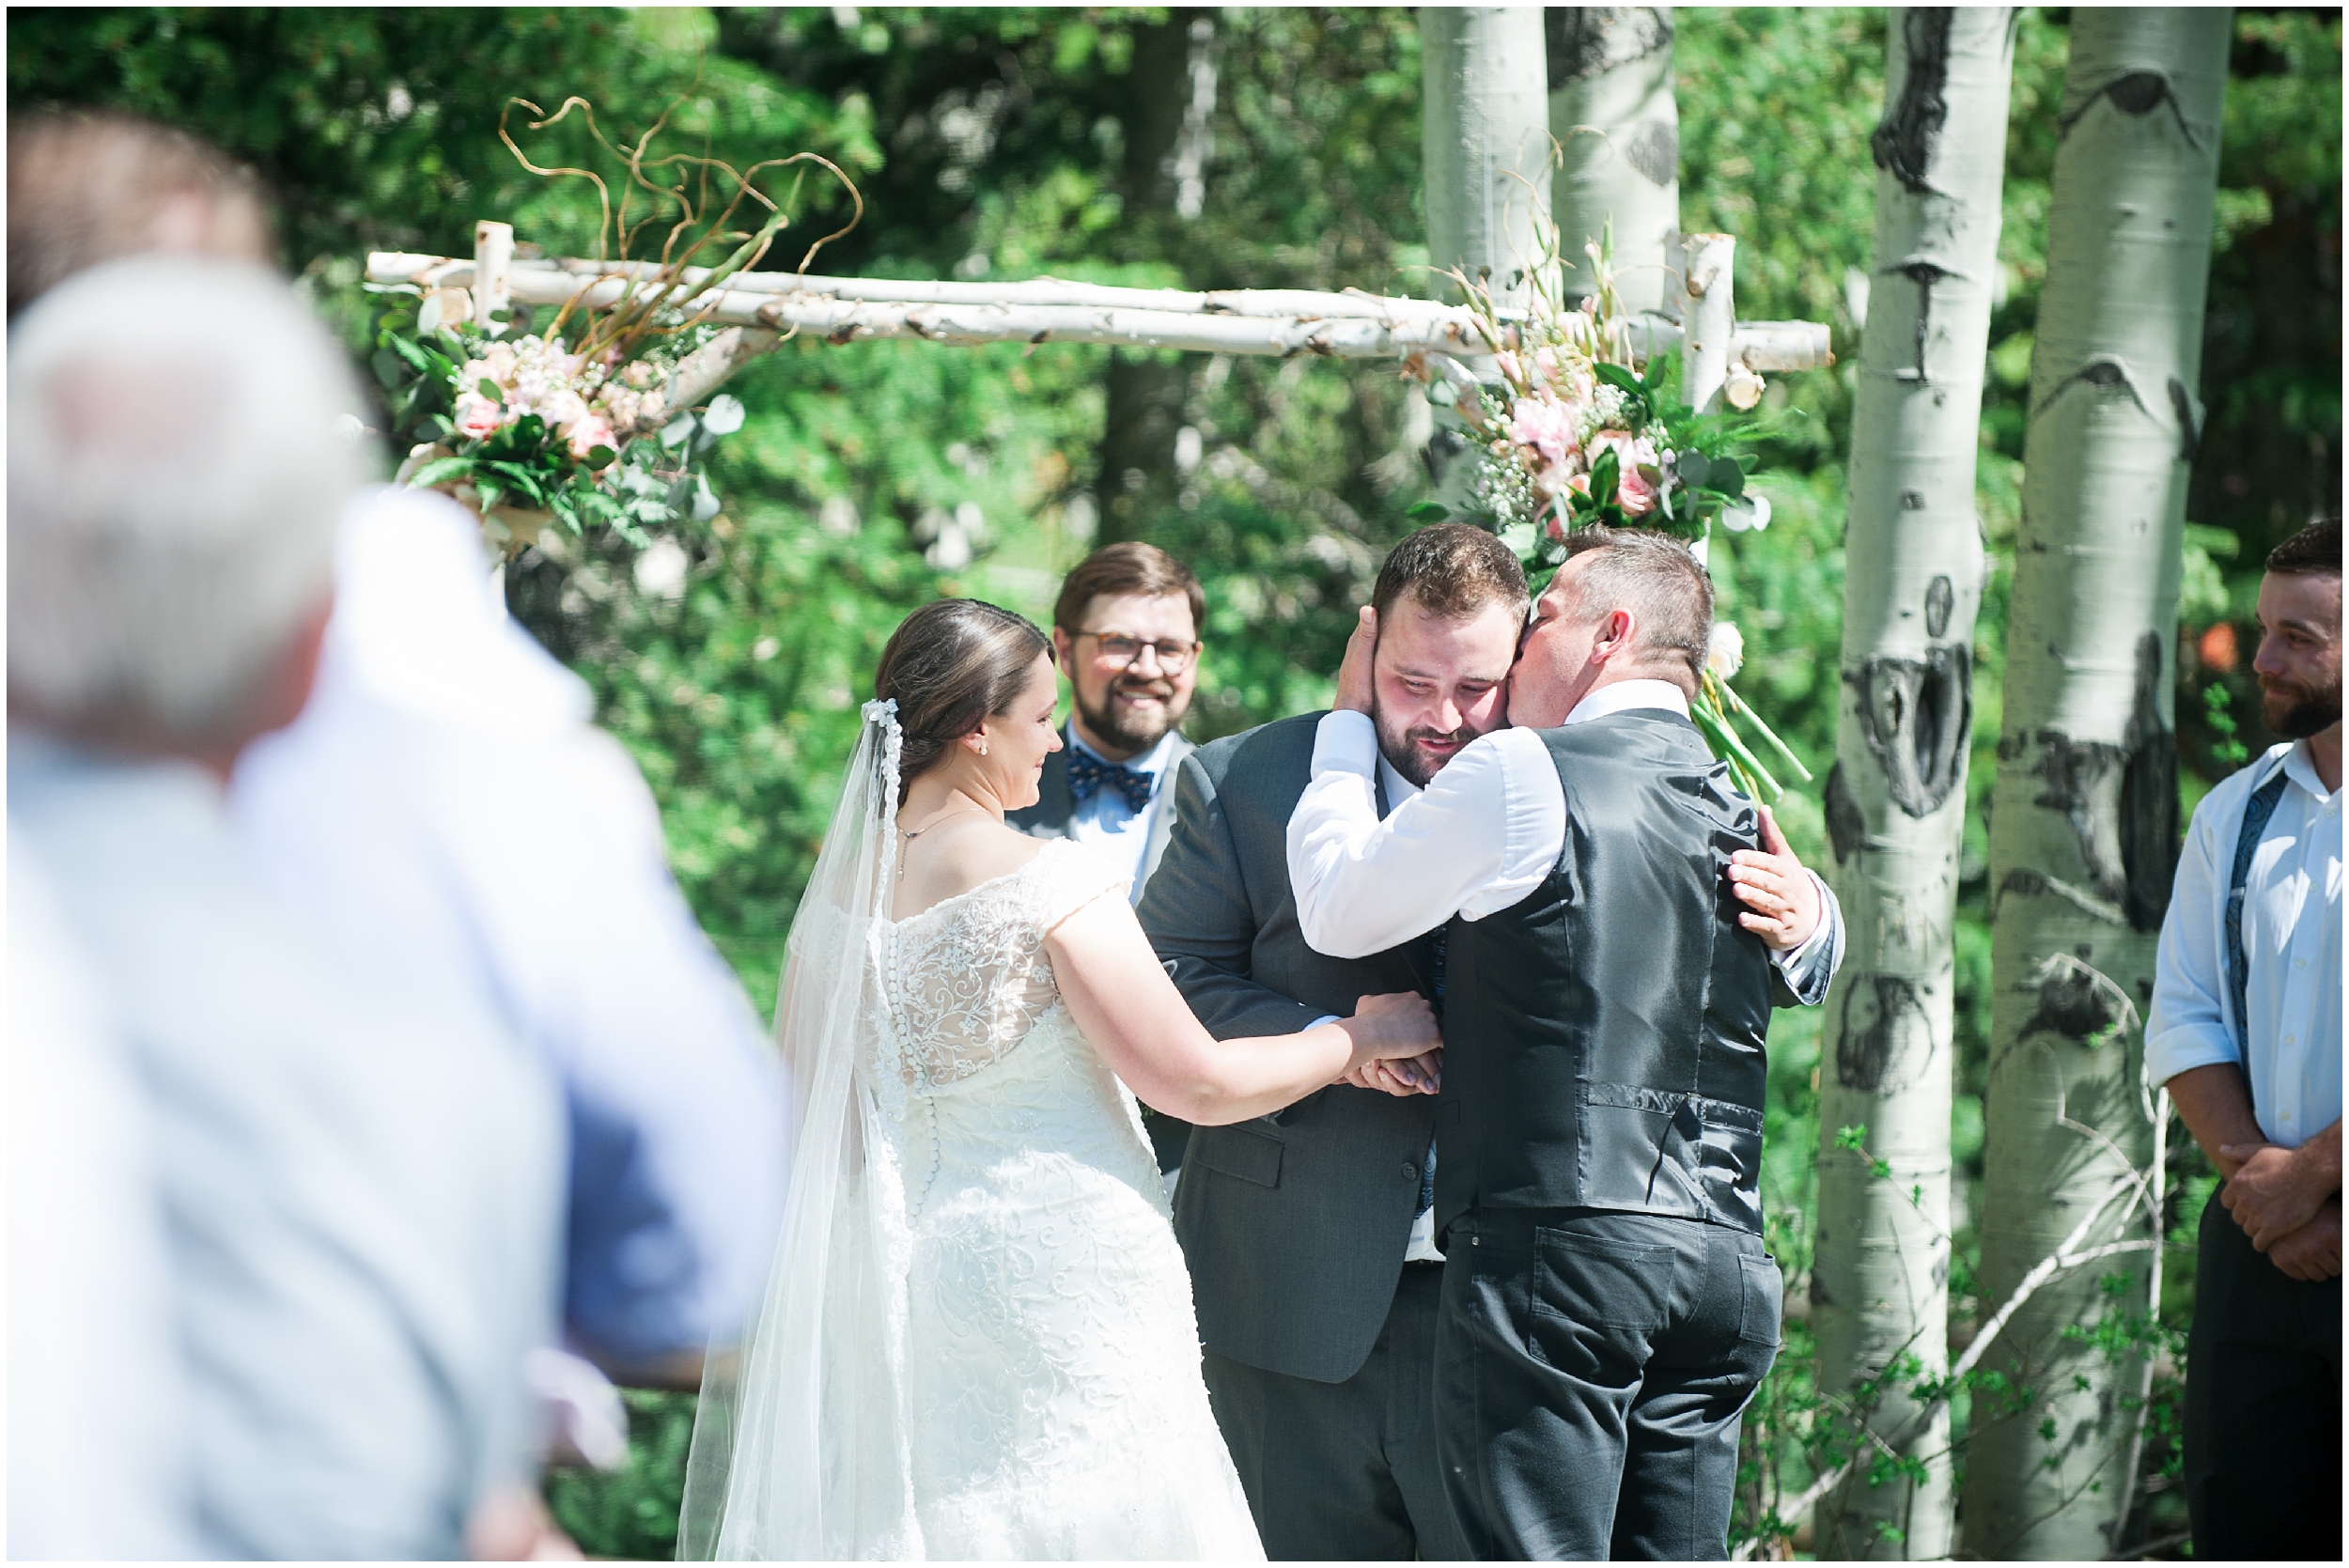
[1728,804,1823,952]
[2264,1197,2342,1282]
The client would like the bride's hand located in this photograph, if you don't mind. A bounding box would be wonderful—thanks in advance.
[1342,1047,1443,1096]
[1340,989,1440,1063]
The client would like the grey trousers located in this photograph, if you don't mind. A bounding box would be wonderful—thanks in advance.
[1203,1263,1467,1560]
[2185,1193,2341,1560]
[1434,1208,1781,1560]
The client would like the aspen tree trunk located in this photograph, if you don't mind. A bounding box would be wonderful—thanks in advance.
[1811,11,2014,1560]
[1098,8,1216,544]
[1421,8,1549,503]
[1960,9,2230,1558]
[1422,8,1552,304]
[1547,8,1678,314]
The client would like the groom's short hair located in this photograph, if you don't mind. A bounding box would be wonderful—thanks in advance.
[1373,523,1530,623]
[1558,526,1715,691]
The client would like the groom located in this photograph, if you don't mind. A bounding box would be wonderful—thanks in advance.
[1144,524,1840,1559]
[1289,525,1812,1560]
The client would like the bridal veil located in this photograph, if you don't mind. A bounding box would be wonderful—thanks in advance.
[678,699,921,1559]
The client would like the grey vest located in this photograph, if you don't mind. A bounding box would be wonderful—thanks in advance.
[1435,711,1776,1237]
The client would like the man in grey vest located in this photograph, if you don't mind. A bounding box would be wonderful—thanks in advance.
[1154,525,1840,1559]
[1011,541,1202,1172]
[1290,526,1832,1560]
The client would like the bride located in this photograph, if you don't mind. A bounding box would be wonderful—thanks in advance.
[679,598,1439,1560]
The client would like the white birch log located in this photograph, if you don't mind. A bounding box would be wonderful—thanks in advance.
[471,221,513,331]
[365,255,1830,396]
[1548,8,1681,314]
[1960,9,2232,1559]
[1677,231,1736,412]
[1811,11,2015,1560]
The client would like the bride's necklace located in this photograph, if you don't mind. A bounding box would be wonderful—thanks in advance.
[896,803,989,879]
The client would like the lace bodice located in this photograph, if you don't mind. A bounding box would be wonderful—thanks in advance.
[879,838,1126,1094]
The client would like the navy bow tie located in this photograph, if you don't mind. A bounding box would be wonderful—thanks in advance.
[1066,751,1157,813]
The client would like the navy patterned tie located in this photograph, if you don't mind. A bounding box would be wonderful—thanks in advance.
[1066,751,1156,813]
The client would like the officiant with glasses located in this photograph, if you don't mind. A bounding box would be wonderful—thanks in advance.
[1011,541,1205,894]
[1010,541,1205,1173]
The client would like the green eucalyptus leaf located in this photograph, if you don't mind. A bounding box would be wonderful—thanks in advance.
[477,378,505,405]
[405,457,475,489]
[1407,502,1452,523]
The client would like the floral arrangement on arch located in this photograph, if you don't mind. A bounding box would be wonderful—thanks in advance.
[1408,230,1808,803]
[367,96,860,553]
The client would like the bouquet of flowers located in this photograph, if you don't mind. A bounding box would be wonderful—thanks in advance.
[1411,234,1808,803]
[366,95,859,554]
[374,308,741,553]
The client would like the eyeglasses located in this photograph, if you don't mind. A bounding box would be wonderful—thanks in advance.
[1076,629,1201,673]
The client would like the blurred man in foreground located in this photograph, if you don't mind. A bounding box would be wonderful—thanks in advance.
[10,106,792,1390]
[8,257,568,1557]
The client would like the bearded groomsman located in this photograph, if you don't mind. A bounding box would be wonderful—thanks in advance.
[1011,541,1205,1171]
[2145,518,2341,1561]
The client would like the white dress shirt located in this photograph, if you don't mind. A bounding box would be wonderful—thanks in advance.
[230,485,788,1367]
[1064,725,1182,902]
[2145,739,2342,1149]
[1288,680,1843,986]
[1290,679,1843,1265]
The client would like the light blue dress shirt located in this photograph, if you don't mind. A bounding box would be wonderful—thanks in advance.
[2146,739,2342,1148]
[11,734,566,1560]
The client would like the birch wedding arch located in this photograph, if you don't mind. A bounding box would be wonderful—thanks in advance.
[364,96,1833,796]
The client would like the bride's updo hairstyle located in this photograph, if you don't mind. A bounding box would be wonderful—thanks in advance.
[874,598,1051,802]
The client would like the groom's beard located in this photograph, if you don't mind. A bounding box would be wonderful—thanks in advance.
[2262,666,2343,739]
[1377,706,1482,790]
[1075,671,1185,753]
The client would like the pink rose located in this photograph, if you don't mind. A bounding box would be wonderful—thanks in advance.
[1509,396,1581,469]
[1592,430,1661,517]
[454,394,506,442]
[567,412,617,460]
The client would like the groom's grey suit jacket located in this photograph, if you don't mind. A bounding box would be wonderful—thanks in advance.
[1138,712,1443,1384]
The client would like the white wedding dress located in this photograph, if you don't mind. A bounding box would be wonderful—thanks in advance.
[680,703,1264,1560]
[879,838,1262,1558]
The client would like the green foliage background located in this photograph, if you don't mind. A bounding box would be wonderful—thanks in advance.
[13,6,2338,1557]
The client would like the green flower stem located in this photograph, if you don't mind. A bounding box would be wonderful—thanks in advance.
[1713,675,1816,783]
[1692,694,1783,802]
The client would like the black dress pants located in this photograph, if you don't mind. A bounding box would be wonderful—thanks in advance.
[1204,1263,1467,1560]
[1434,1208,1781,1560]
[2185,1193,2341,1560]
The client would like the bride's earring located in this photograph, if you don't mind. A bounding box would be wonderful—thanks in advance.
[978,738,989,756]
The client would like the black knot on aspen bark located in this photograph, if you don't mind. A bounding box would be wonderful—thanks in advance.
[2060,68,2205,148]
[1625,118,1679,188]
[1870,8,1956,193]
[2168,376,2202,463]
[1824,761,1867,864]
[1925,575,1956,640]
[2119,631,2180,932]
[1546,7,1673,89]
[2021,947,2123,1045]
[1836,973,1928,1092]
[2018,635,2178,929]
[1843,644,1973,818]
